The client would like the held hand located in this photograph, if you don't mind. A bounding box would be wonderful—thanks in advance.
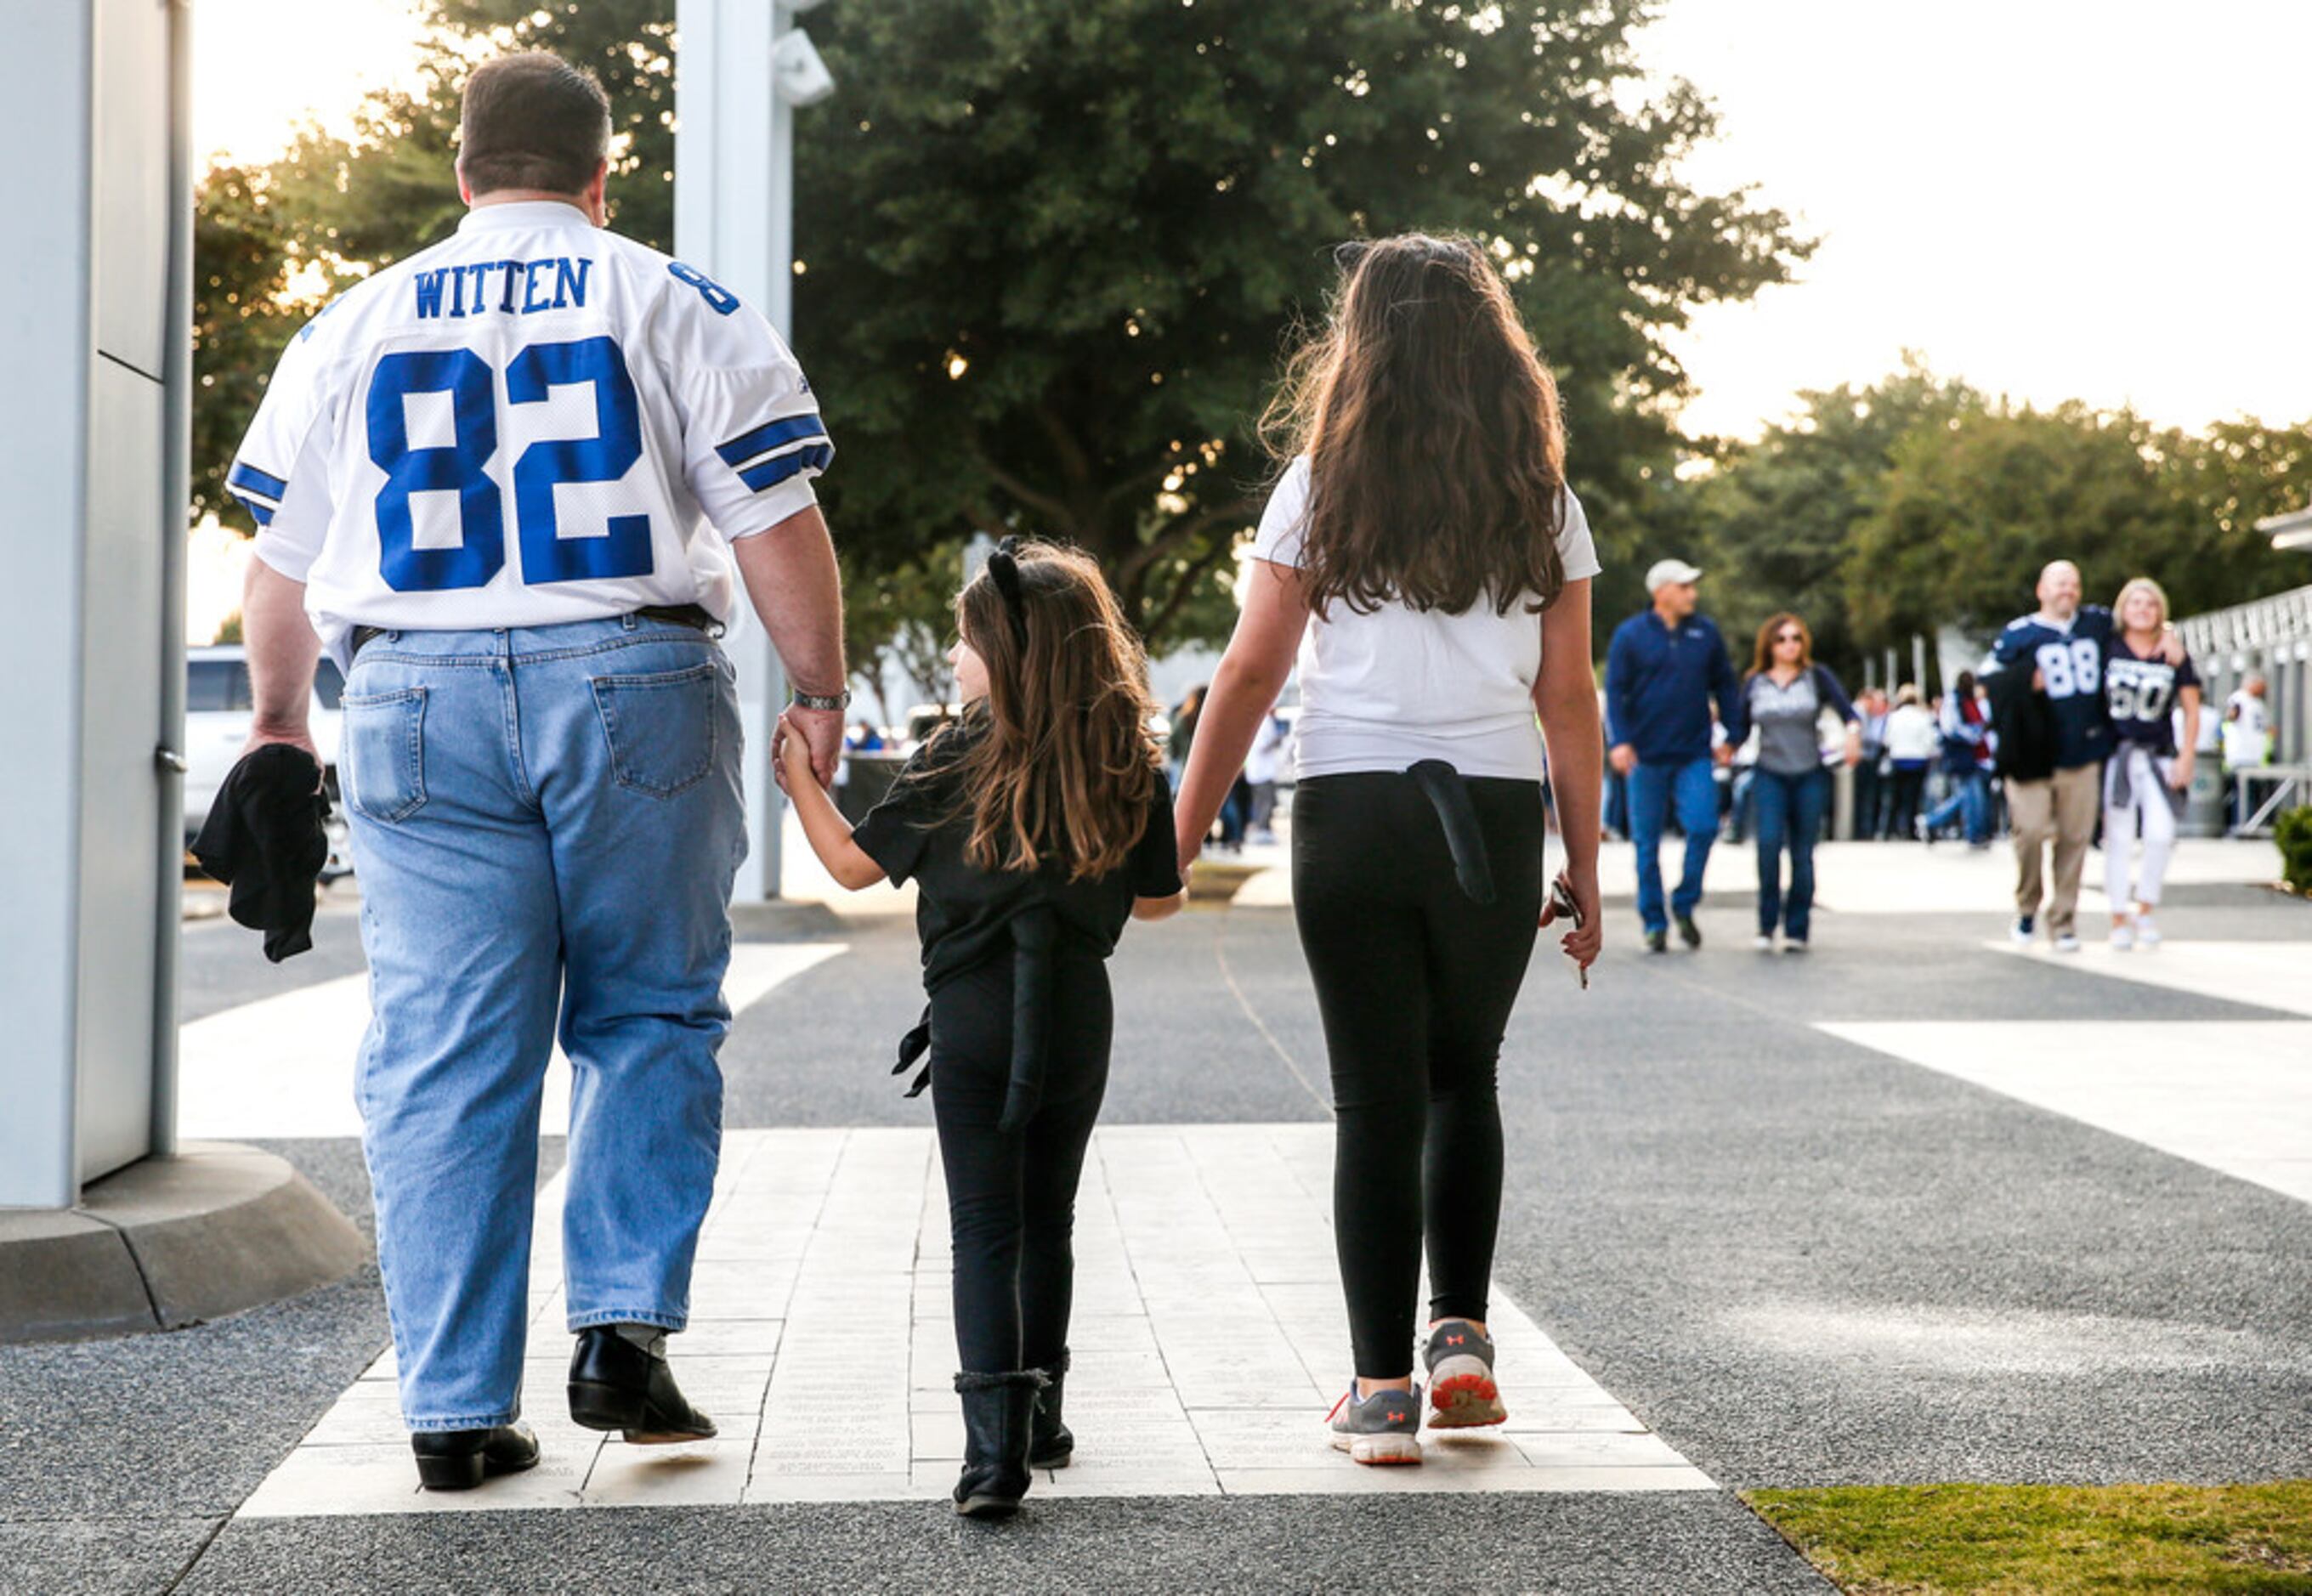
[1713,744,1735,768]
[1608,744,1637,777]
[1843,729,1862,768]
[1539,867,1602,976]
[785,704,844,789]
[774,711,817,795]
[2169,752,2195,791]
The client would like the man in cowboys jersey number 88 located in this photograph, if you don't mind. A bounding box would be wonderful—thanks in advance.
[230,52,848,1491]
[1991,559,2182,954]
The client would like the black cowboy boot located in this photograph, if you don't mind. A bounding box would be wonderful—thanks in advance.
[1028,1350,1073,1469]
[953,1369,1045,1519]
[410,1422,540,1491]
[567,1325,716,1443]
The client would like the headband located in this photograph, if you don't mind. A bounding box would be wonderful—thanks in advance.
[985,536,1030,651]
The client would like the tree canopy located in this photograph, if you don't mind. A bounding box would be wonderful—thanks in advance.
[1846,401,2311,648]
[191,0,1809,659]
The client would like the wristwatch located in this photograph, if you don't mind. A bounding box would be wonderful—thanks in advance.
[790,686,851,712]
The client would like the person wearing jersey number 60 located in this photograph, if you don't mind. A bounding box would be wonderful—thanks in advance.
[229,53,849,1492]
[1989,560,2182,954]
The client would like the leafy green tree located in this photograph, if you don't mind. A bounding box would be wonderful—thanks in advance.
[794,0,1807,644]
[843,539,967,720]
[192,0,1810,658]
[1690,358,1980,676]
[1844,403,2310,646]
[194,3,672,520]
[2156,416,2312,602]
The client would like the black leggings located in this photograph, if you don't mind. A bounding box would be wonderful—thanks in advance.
[929,950,1112,1374]
[1292,772,1545,1379]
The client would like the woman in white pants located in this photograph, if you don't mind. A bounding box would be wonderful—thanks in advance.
[2101,577,2201,948]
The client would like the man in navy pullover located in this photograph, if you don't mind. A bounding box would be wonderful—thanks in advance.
[1606,559,1741,950]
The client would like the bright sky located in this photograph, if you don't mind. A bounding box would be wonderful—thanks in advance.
[185,0,2310,633]
[1640,0,2312,438]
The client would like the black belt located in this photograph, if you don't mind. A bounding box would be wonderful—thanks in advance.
[349,603,721,659]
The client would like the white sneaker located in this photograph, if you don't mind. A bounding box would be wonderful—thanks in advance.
[2110,920,2134,952]
[2054,931,2082,954]
[1754,933,1776,952]
[2010,916,2037,945]
[2135,914,2162,949]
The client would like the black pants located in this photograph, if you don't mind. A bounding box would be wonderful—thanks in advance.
[1854,761,1884,838]
[1291,772,1546,1378]
[1887,765,1928,839]
[929,951,1112,1373]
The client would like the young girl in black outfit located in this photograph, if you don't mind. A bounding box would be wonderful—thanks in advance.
[1176,235,1605,1465]
[779,540,1184,1518]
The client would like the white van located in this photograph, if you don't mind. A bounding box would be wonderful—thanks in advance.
[184,645,350,878]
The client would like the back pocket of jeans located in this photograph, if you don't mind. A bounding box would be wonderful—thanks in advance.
[592,663,718,798]
[340,688,428,823]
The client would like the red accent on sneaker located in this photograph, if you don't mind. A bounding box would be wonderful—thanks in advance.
[1446,1333,1465,1344]
[1386,1411,1404,1423]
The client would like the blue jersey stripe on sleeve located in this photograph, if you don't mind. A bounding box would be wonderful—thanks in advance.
[739,441,832,493]
[230,461,290,501]
[230,490,277,527]
[716,414,827,468]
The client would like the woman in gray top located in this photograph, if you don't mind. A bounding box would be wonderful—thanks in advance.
[1724,614,1862,949]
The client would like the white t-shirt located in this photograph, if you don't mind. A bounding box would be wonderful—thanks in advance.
[230,201,831,666]
[1884,703,1941,761]
[1250,456,1602,781]
[1244,712,1291,784]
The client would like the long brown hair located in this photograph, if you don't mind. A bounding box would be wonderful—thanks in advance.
[1749,612,1814,676]
[1261,233,1568,618]
[938,540,1163,880]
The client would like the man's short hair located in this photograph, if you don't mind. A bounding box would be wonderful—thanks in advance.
[459,52,611,198]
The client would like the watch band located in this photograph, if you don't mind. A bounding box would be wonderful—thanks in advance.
[790,687,851,712]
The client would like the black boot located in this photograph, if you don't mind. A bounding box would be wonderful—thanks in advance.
[953,1370,1045,1519]
[410,1423,540,1491]
[568,1325,716,1443]
[1028,1350,1073,1469]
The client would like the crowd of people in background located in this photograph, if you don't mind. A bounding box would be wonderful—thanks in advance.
[836,564,2281,959]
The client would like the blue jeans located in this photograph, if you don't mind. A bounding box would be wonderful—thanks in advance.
[1753,767,1831,941]
[1924,769,1991,844]
[1628,756,1719,933]
[340,616,747,1431]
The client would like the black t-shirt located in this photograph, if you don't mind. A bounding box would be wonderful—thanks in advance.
[2104,637,2198,755]
[853,723,1183,993]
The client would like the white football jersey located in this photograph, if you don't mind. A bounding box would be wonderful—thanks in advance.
[229,201,831,665]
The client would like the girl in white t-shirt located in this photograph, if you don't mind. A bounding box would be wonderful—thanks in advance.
[1174,234,1603,1466]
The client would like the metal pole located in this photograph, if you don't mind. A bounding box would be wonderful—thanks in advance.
[0,3,93,1208]
[151,0,196,1157]
[676,0,813,901]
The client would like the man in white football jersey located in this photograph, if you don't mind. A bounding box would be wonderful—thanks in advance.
[230,53,848,1491]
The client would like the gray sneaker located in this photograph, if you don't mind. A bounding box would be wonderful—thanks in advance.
[1327,1384,1423,1465]
[1423,1321,1506,1429]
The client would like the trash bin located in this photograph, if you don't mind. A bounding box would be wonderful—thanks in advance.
[836,753,908,824]
[2183,759,2226,837]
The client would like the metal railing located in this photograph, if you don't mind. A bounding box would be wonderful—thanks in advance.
[2177,582,2312,658]
[2177,581,2312,781]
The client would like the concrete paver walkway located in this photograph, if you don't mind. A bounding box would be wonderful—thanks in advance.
[242,1124,1708,1518]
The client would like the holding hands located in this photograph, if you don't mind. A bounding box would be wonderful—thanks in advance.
[774,706,844,793]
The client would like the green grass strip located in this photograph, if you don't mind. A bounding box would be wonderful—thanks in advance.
[1742,1481,2312,1594]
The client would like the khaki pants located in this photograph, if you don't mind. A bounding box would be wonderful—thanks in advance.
[2009,763,2101,933]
